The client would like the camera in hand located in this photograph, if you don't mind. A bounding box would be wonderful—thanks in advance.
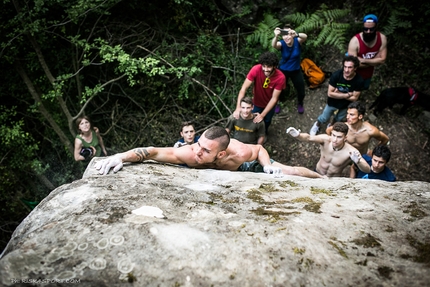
[80,147,93,160]
[280,29,290,35]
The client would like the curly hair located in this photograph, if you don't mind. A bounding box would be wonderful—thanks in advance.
[332,122,349,136]
[258,52,279,67]
[343,55,360,69]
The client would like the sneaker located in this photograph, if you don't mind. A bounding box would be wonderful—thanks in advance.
[275,105,281,114]
[310,121,319,136]
[297,104,304,114]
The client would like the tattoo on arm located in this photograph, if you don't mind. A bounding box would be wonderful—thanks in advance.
[134,148,150,162]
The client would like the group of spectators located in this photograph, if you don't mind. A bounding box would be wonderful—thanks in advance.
[91,13,396,182]
[171,13,395,182]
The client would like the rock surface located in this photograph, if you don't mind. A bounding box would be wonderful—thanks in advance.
[1,158,429,286]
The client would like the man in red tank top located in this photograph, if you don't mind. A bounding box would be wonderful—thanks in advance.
[347,14,387,90]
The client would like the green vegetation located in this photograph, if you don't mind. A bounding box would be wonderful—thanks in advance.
[402,202,427,220]
[352,233,381,248]
[279,180,299,188]
[292,247,306,255]
[310,187,336,196]
[291,196,322,213]
[328,241,348,258]
[250,207,300,221]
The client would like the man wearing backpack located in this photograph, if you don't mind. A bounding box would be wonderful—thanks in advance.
[347,14,387,90]
[310,55,364,135]
[271,25,308,114]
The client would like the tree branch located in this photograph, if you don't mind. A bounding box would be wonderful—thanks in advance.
[137,45,232,114]
[14,59,74,154]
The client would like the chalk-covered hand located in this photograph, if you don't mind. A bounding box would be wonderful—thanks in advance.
[286,127,301,137]
[173,141,187,148]
[263,165,282,175]
[349,150,362,164]
[94,155,123,175]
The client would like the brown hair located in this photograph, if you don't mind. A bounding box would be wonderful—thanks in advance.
[240,97,253,106]
[203,126,230,151]
[180,121,196,133]
[76,116,93,132]
[332,122,348,136]
[343,55,360,69]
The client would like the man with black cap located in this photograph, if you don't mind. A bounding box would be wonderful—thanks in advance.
[347,14,387,90]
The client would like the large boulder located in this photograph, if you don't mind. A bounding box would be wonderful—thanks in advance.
[0,159,429,286]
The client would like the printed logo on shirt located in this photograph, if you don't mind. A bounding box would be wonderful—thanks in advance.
[361,51,378,59]
[234,126,254,133]
[337,84,351,93]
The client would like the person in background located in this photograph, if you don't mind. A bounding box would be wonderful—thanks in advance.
[96,126,323,179]
[272,24,308,114]
[350,145,396,181]
[233,52,286,135]
[74,116,107,161]
[174,121,200,148]
[225,97,266,145]
[347,14,387,90]
[287,122,370,177]
[309,55,364,136]
[326,101,389,155]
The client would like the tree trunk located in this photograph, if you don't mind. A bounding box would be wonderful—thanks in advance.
[14,60,74,155]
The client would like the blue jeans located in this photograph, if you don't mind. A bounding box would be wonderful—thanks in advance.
[317,105,347,124]
[253,105,276,133]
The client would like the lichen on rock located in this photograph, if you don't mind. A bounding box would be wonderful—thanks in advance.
[0,161,429,286]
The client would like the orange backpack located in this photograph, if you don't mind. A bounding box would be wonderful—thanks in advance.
[300,58,326,89]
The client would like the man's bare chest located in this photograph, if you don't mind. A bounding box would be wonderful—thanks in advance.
[347,129,369,145]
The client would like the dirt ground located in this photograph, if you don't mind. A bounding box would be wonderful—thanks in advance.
[264,64,430,183]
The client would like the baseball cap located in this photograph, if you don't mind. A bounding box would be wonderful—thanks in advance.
[363,14,378,23]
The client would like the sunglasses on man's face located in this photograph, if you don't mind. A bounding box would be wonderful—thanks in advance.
[263,77,270,88]
[363,27,376,32]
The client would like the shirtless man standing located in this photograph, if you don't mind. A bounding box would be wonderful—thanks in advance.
[287,122,370,177]
[326,101,389,155]
[95,126,323,179]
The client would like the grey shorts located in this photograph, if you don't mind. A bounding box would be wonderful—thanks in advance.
[237,159,275,173]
